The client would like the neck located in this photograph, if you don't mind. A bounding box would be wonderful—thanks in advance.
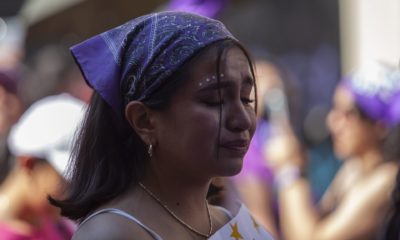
[358,147,384,174]
[139,166,213,237]
[144,156,213,208]
[140,172,211,212]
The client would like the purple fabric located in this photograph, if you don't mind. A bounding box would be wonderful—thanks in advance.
[167,0,229,19]
[342,63,400,127]
[0,217,74,240]
[71,11,235,114]
[235,120,274,184]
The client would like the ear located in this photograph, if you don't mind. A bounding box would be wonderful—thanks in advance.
[125,101,156,144]
[374,121,389,140]
[19,156,37,171]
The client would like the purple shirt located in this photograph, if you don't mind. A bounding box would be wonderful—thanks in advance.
[235,120,274,184]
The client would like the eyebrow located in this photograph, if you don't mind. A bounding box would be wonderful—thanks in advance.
[198,76,254,92]
[243,76,255,86]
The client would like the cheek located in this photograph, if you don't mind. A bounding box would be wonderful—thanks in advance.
[162,106,220,154]
[184,107,220,145]
[335,124,372,156]
[41,171,62,195]
[326,111,336,133]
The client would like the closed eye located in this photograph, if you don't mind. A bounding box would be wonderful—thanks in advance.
[203,100,224,107]
[241,98,254,105]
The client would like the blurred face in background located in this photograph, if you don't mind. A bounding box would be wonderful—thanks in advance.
[327,86,382,160]
[253,61,283,117]
[23,158,65,215]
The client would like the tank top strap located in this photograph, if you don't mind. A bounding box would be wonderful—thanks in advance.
[80,208,163,240]
[213,206,234,219]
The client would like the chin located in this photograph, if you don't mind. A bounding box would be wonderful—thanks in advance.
[333,146,354,161]
[217,158,244,177]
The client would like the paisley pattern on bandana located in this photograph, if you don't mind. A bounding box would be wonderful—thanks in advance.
[343,62,400,127]
[71,11,236,113]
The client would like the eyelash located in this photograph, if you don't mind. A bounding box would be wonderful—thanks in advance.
[204,100,224,107]
[241,98,254,105]
[203,98,254,107]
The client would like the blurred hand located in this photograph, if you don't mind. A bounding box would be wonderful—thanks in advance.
[263,124,305,172]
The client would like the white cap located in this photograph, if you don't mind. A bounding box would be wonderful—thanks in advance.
[8,94,86,176]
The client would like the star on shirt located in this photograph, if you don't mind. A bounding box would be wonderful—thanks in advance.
[251,216,260,233]
[230,222,244,240]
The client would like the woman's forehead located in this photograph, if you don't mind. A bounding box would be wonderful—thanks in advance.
[225,47,250,64]
[194,46,251,76]
[334,85,355,107]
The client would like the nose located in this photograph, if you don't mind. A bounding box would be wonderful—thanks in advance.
[326,109,343,134]
[225,101,254,132]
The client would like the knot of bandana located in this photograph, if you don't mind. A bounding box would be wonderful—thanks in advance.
[343,62,400,127]
[71,11,235,114]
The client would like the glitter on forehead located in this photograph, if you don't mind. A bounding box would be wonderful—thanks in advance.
[198,74,225,89]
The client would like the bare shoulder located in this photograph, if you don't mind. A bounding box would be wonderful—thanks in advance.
[370,162,398,187]
[376,162,398,177]
[351,162,398,204]
[72,211,155,240]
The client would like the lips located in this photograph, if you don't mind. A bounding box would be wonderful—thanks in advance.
[220,139,249,152]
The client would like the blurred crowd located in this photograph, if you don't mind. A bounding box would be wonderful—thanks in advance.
[0,0,399,239]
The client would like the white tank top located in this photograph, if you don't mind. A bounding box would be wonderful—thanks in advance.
[79,206,233,240]
[80,208,163,240]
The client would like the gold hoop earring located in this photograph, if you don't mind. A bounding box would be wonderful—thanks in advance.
[148,144,153,158]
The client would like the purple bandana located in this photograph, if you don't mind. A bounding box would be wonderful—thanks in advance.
[71,11,236,113]
[343,62,400,127]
